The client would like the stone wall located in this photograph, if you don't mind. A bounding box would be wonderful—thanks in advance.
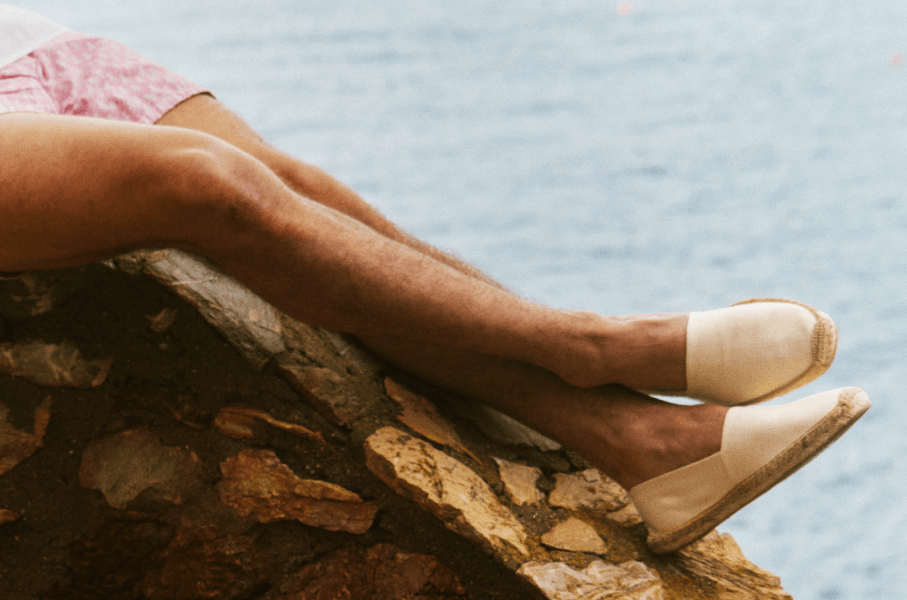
[0,251,793,599]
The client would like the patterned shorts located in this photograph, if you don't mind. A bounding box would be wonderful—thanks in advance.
[0,31,207,124]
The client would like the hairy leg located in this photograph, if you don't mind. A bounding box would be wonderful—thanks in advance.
[156,94,504,288]
[154,97,716,490]
[154,96,689,392]
[365,336,724,490]
[0,112,683,391]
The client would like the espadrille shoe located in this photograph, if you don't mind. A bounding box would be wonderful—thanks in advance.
[628,387,870,554]
[642,298,838,406]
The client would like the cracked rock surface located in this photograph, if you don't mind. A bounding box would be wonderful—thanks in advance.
[0,257,792,600]
[217,448,379,533]
[365,426,532,561]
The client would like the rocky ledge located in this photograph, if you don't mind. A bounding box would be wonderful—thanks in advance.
[0,251,792,599]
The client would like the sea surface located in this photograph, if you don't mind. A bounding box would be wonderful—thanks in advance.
[13,0,907,597]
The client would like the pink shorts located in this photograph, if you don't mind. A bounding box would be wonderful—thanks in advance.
[0,31,207,124]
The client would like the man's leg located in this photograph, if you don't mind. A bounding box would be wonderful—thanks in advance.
[364,336,725,490]
[0,110,708,491]
[145,98,862,555]
[0,110,857,541]
[153,97,722,491]
[154,96,688,387]
[0,111,684,392]
[155,95,511,289]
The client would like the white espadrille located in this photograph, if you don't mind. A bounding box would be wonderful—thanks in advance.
[628,387,870,554]
[642,298,838,406]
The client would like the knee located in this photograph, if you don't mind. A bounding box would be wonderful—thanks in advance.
[143,130,279,242]
[149,130,253,204]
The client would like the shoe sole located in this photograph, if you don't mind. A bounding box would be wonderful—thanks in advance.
[648,386,869,554]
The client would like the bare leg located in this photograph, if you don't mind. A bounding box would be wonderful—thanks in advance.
[0,102,848,523]
[364,337,724,490]
[0,111,715,492]
[160,97,723,489]
[155,95,503,288]
[155,96,690,390]
[0,111,683,392]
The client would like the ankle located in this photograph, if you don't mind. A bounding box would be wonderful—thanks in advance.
[586,402,726,490]
[544,311,622,388]
[551,312,688,391]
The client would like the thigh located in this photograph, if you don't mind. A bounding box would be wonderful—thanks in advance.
[0,112,221,271]
[157,94,506,287]
[156,94,412,240]
[156,93,277,163]
[157,94,360,205]
[156,95,338,213]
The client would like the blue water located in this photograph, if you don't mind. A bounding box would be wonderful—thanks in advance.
[15,0,907,597]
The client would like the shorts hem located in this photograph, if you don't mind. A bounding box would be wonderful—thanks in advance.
[0,32,209,124]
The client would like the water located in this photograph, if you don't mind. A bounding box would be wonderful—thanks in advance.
[12,0,907,597]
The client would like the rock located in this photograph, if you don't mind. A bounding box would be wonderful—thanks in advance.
[213,406,325,443]
[279,362,365,427]
[541,518,608,555]
[0,397,51,477]
[213,409,257,439]
[495,458,545,506]
[675,531,793,600]
[213,407,257,439]
[0,269,86,318]
[451,401,561,451]
[146,307,178,332]
[141,519,266,600]
[549,470,629,513]
[275,543,466,599]
[385,377,477,461]
[364,427,531,560]
[166,394,210,430]
[79,428,204,509]
[604,502,643,526]
[0,508,20,524]
[0,261,798,600]
[321,329,386,380]
[132,250,285,369]
[517,560,664,600]
[64,515,176,598]
[0,341,112,388]
[216,449,378,534]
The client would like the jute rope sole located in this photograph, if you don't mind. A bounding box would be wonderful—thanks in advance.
[648,386,869,554]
